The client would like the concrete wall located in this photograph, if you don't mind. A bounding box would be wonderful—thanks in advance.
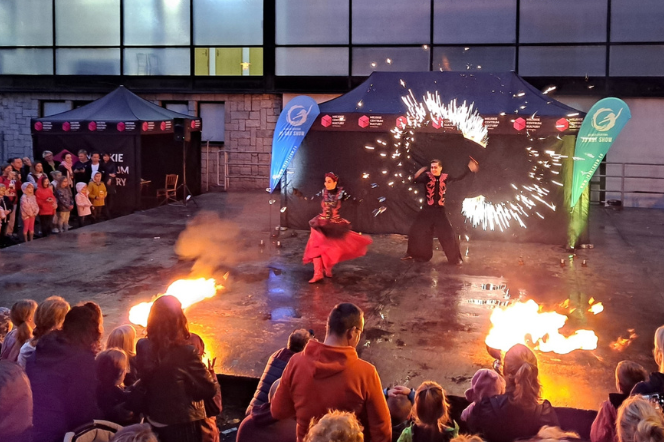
[558,96,664,208]
[0,92,281,191]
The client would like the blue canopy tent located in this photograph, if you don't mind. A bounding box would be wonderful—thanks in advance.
[280,72,586,244]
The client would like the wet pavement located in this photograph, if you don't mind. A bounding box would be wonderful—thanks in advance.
[1,191,663,411]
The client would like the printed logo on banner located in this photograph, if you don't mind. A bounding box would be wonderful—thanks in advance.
[431,117,443,129]
[321,115,332,127]
[556,118,569,132]
[513,118,526,131]
[63,122,71,132]
[591,108,623,132]
[358,115,370,128]
[286,105,313,127]
[396,116,407,130]
[484,117,499,131]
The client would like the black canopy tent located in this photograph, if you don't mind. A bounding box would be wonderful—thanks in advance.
[31,86,202,215]
[282,72,587,245]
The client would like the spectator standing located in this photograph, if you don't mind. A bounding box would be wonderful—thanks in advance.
[135,295,218,442]
[101,152,117,218]
[26,302,104,442]
[55,176,74,232]
[271,302,391,442]
[20,182,39,241]
[11,157,25,182]
[617,396,664,442]
[397,381,458,442]
[632,326,664,397]
[27,161,46,185]
[58,153,75,191]
[73,149,92,185]
[187,332,222,442]
[0,359,33,442]
[238,379,297,442]
[41,150,61,176]
[248,328,312,413]
[21,157,32,182]
[0,299,37,362]
[106,324,138,386]
[0,184,12,244]
[468,344,559,442]
[1,163,20,237]
[90,152,102,182]
[0,307,11,352]
[96,348,139,426]
[36,176,57,237]
[76,182,93,227]
[88,171,107,222]
[304,410,365,442]
[17,296,70,369]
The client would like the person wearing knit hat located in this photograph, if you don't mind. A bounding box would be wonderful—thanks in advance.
[75,182,92,227]
[461,369,506,422]
[20,182,39,241]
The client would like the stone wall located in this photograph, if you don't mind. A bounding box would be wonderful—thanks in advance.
[0,92,281,191]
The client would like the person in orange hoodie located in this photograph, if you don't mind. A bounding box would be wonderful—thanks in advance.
[271,302,391,442]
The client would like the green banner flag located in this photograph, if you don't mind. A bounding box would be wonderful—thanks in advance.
[571,98,631,208]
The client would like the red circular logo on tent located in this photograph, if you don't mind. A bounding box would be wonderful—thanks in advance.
[62,122,71,132]
[117,122,125,132]
[321,115,332,127]
[34,122,43,131]
[88,121,97,131]
[142,122,149,131]
[556,118,569,132]
[358,115,369,128]
[160,121,166,131]
[396,116,408,130]
[513,118,526,131]
[190,120,196,129]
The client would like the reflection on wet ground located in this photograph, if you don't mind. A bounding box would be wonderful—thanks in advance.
[1,192,664,410]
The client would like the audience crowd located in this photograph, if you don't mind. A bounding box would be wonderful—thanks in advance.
[1,298,664,442]
[0,150,117,246]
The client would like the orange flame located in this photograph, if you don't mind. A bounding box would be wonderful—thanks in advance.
[589,302,604,315]
[610,329,637,352]
[485,300,600,355]
[129,277,223,327]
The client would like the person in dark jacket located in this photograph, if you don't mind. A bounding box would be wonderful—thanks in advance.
[248,328,312,414]
[632,325,664,398]
[26,302,104,442]
[0,359,33,442]
[96,348,139,426]
[135,295,218,442]
[73,149,92,185]
[468,344,559,442]
[238,379,297,442]
[100,153,117,218]
[40,150,61,177]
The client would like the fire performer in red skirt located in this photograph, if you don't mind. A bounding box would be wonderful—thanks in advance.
[402,158,479,264]
[303,172,372,283]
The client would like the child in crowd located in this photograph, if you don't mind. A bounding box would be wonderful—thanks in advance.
[17,296,70,369]
[388,393,414,442]
[0,299,37,362]
[36,176,57,237]
[106,324,138,386]
[110,424,159,442]
[76,182,93,227]
[20,182,39,241]
[6,171,19,235]
[304,410,365,442]
[461,369,506,422]
[88,171,106,222]
[188,332,222,442]
[0,308,11,352]
[55,176,74,232]
[617,396,664,442]
[95,348,139,426]
[398,381,458,442]
[591,361,649,442]
[0,184,12,244]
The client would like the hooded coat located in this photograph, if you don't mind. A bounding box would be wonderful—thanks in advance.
[75,183,92,216]
[271,340,391,442]
[25,331,99,442]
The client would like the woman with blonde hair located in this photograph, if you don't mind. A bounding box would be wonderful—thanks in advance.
[305,410,364,442]
[468,344,559,442]
[0,299,38,362]
[17,296,70,368]
[398,381,458,442]
[632,326,664,397]
[106,324,138,385]
[617,396,664,442]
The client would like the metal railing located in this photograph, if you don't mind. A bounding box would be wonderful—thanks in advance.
[589,162,664,204]
[214,149,267,191]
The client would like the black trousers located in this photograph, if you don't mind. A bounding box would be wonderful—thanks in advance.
[406,206,462,263]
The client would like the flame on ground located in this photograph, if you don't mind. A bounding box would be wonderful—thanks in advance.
[485,299,601,355]
[610,329,638,352]
[129,277,223,327]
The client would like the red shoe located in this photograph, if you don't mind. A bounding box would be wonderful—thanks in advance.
[309,258,324,283]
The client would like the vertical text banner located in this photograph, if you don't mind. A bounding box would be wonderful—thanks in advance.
[270,96,320,192]
[571,98,631,208]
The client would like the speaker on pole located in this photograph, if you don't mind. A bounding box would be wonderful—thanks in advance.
[173,118,185,142]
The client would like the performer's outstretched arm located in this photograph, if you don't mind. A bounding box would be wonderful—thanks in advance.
[448,158,479,183]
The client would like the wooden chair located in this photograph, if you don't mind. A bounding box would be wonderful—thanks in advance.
[156,174,178,203]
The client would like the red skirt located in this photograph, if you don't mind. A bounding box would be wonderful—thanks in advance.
[303,227,372,267]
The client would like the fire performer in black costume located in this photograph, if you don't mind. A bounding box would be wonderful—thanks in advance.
[402,158,479,263]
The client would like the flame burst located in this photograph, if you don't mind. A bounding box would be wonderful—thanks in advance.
[485,299,600,355]
[129,278,223,327]
[610,329,638,352]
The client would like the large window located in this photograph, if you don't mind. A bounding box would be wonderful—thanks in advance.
[55,0,120,46]
[434,0,516,44]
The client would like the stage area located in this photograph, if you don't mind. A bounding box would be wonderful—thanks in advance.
[1,191,663,411]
